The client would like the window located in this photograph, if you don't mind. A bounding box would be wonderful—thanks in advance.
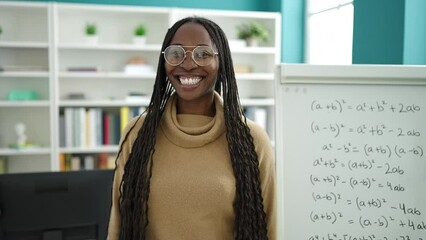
[305,0,354,64]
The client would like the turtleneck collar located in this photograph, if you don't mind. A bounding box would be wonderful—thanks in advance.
[160,92,226,148]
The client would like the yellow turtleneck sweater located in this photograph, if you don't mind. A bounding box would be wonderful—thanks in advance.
[107,93,276,240]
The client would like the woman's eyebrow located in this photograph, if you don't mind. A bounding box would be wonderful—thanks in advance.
[169,44,210,47]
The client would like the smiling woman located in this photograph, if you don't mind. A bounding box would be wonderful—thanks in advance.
[107,16,276,240]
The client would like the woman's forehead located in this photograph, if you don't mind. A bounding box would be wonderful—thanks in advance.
[170,23,213,46]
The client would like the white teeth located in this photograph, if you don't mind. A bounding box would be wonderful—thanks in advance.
[179,76,202,85]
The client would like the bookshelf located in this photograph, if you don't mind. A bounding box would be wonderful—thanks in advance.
[0,1,281,173]
[0,2,54,173]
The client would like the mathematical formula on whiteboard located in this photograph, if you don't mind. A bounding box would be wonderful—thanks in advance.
[275,64,426,240]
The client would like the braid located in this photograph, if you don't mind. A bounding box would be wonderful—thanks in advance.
[209,23,268,240]
[116,16,268,240]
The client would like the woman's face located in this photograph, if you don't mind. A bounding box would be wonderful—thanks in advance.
[165,22,219,105]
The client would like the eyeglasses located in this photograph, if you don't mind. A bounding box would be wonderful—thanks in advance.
[162,45,218,66]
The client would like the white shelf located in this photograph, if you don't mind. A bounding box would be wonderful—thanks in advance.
[0,101,50,107]
[58,43,162,51]
[0,71,50,78]
[0,147,51,156]
[60,99,151,107]
[59,145,119,154]
[58,71,156,79]
[0,41,49,48]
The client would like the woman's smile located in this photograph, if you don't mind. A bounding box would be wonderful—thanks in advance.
[178,76,202,85]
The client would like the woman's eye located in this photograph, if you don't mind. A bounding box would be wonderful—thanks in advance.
[171,50,183,58]
[196,50,212,58]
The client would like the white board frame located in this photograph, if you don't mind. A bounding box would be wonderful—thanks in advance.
[275,64,426,240]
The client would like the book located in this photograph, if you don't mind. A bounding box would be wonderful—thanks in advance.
[108,112,120,145]
[98,152,108,169]
[86,108,102,147]
[59,115,66,147]
[73,108,87,147]
[59,153,65,171]
[66,67,101,72]
[64,153,72,171]
[95,109,103,146]
[83,155,95,170]
[64,108,74,148]
[0,157,8,174]
[113,113,121,144]
[120,107,130,133]
[103,113,110,145]
[71,156,81,170]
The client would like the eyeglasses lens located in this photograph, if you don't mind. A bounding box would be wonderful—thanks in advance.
[164,46,216,66]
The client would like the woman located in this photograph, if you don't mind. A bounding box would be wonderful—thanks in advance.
[107,16,276,240]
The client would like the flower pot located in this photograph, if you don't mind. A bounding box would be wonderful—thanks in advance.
[246,38,259,47]
[86,35,98,45]
[133,36,147,45]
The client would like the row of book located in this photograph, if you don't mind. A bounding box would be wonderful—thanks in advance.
[59,152,116,171]
[57,106,266,148]
[60,106,146,148]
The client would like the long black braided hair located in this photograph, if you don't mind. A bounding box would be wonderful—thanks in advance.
[117,16,268,240]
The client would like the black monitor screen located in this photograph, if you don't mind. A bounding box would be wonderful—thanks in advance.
[0,169,114,240]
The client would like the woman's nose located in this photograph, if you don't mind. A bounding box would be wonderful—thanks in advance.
[180,52,198,69]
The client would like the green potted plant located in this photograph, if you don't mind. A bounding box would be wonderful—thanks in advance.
[85,23,98,44]
[236,21,269,47]
[133,24,147,45]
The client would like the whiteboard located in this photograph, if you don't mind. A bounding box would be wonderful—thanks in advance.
[275,64,426,240]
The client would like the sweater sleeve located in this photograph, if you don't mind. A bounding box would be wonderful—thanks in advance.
[107,116,144,240]
[248,120,277,240]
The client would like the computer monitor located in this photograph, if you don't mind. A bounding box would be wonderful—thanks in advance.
[0,169,114,240]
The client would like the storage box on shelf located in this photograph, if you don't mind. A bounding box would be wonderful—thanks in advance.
[0,1,280,173]
[0,2,53,173]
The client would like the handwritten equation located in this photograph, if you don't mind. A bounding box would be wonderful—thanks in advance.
[320,143,424,158]
[309,174,408,191]
[310,100,421,114]
[308,233,424,240]
[309,210,425,231]
[311,122,421,138]
[302,98,426,240]
[312,158,406,176]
